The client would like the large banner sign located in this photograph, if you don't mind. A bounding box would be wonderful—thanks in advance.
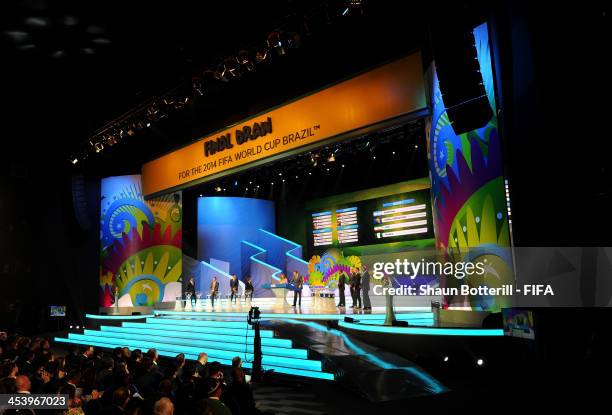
[142,53,426,196]
[99,175,182,307]
[427,23,513,312]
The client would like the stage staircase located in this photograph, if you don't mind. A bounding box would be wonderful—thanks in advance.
[54,315,335,381]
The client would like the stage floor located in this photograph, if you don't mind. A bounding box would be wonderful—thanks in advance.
[155,295,432,317]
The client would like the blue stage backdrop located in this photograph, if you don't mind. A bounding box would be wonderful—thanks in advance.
[197,197,276,293]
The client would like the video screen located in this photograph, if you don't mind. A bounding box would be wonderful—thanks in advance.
[50,305,66,317]
[502,308,535,340]
[308,188,433,251]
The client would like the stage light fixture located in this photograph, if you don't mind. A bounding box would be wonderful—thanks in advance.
[76,325,80,329]
[476,358,484,367]
[69,325,73,329]
[282,179,285,182]
[71,158,79,165]
[214,63,229,82]
[192,77,204,96]
[255,47,269,63]
[214,186,222,192]
[443,356,449,362]
[238,50,255,72]
[224,56,241,78]
[328,154,335,162]
[341,164,345,168]
[267,32,286,56]
[146,122,151,128]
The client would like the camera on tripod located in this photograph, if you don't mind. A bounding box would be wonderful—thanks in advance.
[247,306,260,325]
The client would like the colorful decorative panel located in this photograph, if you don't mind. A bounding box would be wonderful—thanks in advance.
[99,175,182,307]
[427,22,513,311]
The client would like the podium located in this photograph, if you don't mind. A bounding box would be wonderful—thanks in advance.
[262,283,299,309]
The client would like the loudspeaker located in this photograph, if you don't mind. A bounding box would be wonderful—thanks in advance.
[431,19,493,135]
[71,174,92,231]
[391,320,409,327]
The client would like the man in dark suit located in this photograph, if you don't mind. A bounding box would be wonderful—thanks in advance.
[291,271,304,307]
[210,277,219,308]
[229,274,239,304]
[350,268,362,308]
[186,276,197,308]
[337,273,346,307]
[361,265,372,310]
[244,275,254,301]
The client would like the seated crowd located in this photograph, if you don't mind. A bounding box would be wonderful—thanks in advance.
[0,331,267,415]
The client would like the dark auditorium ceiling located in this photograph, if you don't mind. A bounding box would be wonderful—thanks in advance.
[0,0,432,173]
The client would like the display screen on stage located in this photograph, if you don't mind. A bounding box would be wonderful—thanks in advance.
[50,305,66,317]
[308,188,433,250]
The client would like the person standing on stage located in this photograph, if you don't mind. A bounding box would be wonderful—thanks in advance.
[210,276,219,309]
[229,274,239,304]
[186,276,197,308]
[354,268,362,309]
[337,272,346,307]
[244,275,254,301]
[349,268,357,307]
[361,265,371,310]
[291,271,304,307]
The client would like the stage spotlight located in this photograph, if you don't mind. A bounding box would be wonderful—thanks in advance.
[476,358,484,367]
[308,172,312,176]
[146,122,151,128]
[255,46,269,63]
[295,175,298,179]
[214,63,229,82]
[71,158,79,165]
[224,56,241,78]
[69,325,73,329]
[328,154,335,162]
[238,50,255,72]
[192,77,204,96]
[234,181,238,186]
[199,194,203,197]
[392,151,396,155]
[282,179,285,182]
[267,32,285,56]
[341,164,345,168]
[443,356,449,362]
[278,172,282,176]
[214,186,222,192]
[76,325,80,329]
[373,156,376,160]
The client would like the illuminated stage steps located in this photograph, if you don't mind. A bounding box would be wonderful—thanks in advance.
[79,330,306,358]
[63,333,317,370]
[120,321,274,337]
[98,326,293,348]
[54,315,335,381]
